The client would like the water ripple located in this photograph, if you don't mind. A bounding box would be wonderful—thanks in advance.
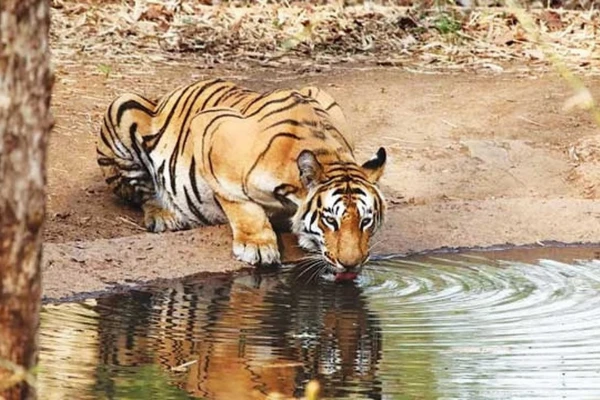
[362,254,600,399]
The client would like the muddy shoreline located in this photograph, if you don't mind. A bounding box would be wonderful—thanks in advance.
[43,197,600,301]
[44,238,600,304]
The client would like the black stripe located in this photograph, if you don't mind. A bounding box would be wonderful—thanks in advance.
[240,92,269,114]
[99,125,121,160]
[322,160,356,166]
[136,93,157,106]
[211,86,239,106]
[324,166,361,176]
[264,119,304,131]
[119,162,144,172]
[321,174,371,187]
[229,92,254,108]
[301,195,318,222]
[96,148,112,158]
[314,108,328,115]
[324,171,366,183]
[184,187,211,225]
[157,161,166,188]
[189,157,204,206]
[116,99,156,126]
[102,102,130,160]
[309,211,318,227]
[168,148,179,194]
[257,100,301,122]
[97,157,115,166]
[352,187,367,196]
[103,104,119,148]
[200,85,230,110]
[128,123,147,167]
[332,196,344,209]
[207,145,220,186]
[244,93,295,117]
[325,101,339,111]
[155,87,180,115]
[125,123,154,196]
[105,174,120,184]
[177,81,221,118]
[142,83,198,152]
[216,87,246,105]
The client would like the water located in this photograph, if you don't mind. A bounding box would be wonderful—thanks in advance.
[39,247,600,400]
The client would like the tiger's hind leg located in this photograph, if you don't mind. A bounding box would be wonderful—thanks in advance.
[97,93,157,207]
[214,195,280,266]
[99,92,206,233]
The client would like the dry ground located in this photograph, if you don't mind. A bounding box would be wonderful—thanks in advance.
[42,58,600,300]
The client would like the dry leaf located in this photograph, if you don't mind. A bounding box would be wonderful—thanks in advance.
[540,10,563,31]
[140,4,174,22]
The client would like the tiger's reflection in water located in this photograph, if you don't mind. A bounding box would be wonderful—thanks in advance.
[95,271,382,399]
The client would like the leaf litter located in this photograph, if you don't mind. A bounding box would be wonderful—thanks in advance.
[50,0,600,74]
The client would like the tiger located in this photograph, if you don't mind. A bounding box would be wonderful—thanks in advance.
[97,78,387,280]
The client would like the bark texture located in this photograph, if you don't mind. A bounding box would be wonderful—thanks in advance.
[0,0,53,399]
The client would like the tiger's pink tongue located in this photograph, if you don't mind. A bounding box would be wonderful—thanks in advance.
[335,272,358,282]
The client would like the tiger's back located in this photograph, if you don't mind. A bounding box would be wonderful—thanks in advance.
[98,79,350,231]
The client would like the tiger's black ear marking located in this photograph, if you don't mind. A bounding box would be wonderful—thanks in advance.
[297,150,324,189]
[361,147,386,183]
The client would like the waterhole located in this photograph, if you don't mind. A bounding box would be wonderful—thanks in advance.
[39,247,600,400]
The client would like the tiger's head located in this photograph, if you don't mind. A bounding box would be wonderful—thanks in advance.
[292,147,387,281]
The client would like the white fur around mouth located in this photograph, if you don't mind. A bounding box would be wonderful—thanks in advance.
[321,272,337,282]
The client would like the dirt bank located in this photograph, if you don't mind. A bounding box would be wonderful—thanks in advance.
[43,62,600,300]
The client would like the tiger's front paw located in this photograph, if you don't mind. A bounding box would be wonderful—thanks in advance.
[232,235,281,266]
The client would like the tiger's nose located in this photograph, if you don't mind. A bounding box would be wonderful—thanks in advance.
[339,262,357,271]
[338,255,367,271]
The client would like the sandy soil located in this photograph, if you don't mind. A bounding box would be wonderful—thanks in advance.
[43,60,600,300]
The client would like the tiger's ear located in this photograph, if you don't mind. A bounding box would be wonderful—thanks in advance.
[361,147,386,183]
[297,150,324,189]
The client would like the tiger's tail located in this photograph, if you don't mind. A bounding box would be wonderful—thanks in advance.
[96,93,157,206]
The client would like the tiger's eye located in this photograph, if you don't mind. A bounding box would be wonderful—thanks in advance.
[361,217,372,229]
[322,215,338,230]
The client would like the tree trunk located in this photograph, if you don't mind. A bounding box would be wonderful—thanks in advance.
[0,1,53,399]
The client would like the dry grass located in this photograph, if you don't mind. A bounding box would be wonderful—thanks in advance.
[50,0,600,74]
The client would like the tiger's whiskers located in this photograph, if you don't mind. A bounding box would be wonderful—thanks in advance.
[293,255,329,283]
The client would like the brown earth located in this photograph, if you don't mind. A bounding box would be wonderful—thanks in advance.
[43,60,600,300]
